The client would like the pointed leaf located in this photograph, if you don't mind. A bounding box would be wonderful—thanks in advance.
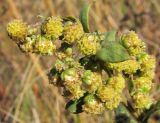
[65,100,83,114]
[96,41,129,63]
[79,4,91,32]
[104,30,117,41]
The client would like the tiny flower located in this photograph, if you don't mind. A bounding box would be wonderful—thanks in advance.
[106,60,140,74]
[55,59,65,71]
[96,85,117,102]
[132,92,152,109]
[7,20,27,41]
[105,94,121,110]
[63,20,84,44]
[121,31,146,56]
[83,94,105,114]
[34,36,56,55]
[78,33,99,56]
[41,17,63,39]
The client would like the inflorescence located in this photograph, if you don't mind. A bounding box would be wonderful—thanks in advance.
[6,16,156,114]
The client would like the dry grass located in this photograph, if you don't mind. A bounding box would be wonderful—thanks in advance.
[0,0,160,123]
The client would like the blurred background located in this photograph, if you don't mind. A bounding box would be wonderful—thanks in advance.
[0,0,160,123]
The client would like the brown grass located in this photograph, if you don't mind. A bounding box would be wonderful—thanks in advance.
[0,0,160,123]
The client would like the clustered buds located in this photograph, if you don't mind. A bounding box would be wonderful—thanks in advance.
[7,15,156,115]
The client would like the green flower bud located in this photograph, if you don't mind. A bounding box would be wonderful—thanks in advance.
[96,85,116,102]
[106,60,140,74]
[132,93,152,109]
[78,33,99,56]
[65,48,73,56]
[82,71,102,92]
[7,20,27,40]
[41,17,63,39]
[82,70,93,85]
[61,68,78,82]
[63,20,84,44]
[34,36,56,55]
[108,74,125,93]
[121,31,146,56]
[83,94,105,114]
[105,94,121,110]
[64,57,80,68]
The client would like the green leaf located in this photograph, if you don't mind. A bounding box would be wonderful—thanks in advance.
[104,30,117,42]
[96,41,129,63]
[65,100,83,114]
[79,4,91,33]
[63,16,77,22]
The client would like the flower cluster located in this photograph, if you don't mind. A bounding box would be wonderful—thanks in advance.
[7,16,156,114]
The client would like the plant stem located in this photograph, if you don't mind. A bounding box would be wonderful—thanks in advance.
[115,103,139,123]
[141,101,160,123]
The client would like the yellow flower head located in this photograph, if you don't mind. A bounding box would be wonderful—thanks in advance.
[108,74,125,93]
[106,60,140,74]
[41,17,63,39]
[105,94,121,110]
[96,85,116,102]
[19,37,35,53]
[65,83,84,100]
[78,33,99,56]
[83,94,105,114]
[132,93,152,109]
[140,55,156,72]
[132,77,152,94]
[63,20,84,44]
[82,70,102,92]
[34,36,56,55]
[139,54,156,80]
[121,31,146,56]
[7,20,27,40]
